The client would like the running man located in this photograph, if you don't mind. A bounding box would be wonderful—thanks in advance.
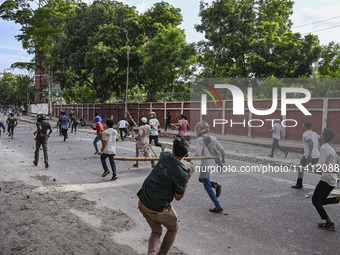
[268,119,288,158]
[195,121,225,213]
[58,111,70,142]
[33,113,52,168]
[0,120,5,137]
[137,137,192,255]
[292,121,320,189]
[311,128,340,231]
[117,118,129,141]
[91,116,104,154]
[98,119,118,181]
[149,112,165,151]
[6,112,18,138]
[133,117,153,168]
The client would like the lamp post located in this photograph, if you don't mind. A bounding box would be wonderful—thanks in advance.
[120,27,130,119]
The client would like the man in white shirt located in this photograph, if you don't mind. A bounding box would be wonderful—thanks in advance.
[99,119,118,181]
[292,122,320,189]
[311,128,340,231]
[268,119,288,158]
[148,112,165,151]
[117,118,129,141]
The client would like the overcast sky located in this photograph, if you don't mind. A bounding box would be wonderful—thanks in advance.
[1,0,340,73]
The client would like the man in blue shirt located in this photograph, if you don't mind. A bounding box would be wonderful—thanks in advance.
[58,110,70,142]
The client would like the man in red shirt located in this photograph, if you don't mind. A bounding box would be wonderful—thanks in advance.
[91,116,104,154]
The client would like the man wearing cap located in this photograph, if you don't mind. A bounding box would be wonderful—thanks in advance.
[33,113,52,168]
[91,116,104,154]
[134,117,153,168]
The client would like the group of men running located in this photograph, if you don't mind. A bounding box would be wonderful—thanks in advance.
[3,109,339,254]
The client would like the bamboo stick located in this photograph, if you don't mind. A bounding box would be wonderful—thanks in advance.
[127,110,158,157]
[113,156,219,161]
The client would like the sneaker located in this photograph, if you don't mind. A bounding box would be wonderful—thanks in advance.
[33,161,37,166]
[111,175,118,181]
[268,155,273,158]
[216,184,222,198]
[102,170,110,177]
[45,162,49,168]
[94,151,99,155]
[209,207,223,213]
[133,163,139,168]
[291,184,303,189]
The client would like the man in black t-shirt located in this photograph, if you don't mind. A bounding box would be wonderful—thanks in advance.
[137,137,192,255]
[33,113,52,168]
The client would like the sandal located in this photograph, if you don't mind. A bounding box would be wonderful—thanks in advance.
[318,222,335,231]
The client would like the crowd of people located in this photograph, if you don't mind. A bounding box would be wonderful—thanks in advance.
[1,108,340,254]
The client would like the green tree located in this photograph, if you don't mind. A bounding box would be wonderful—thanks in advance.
[315,42,340,78]
[196,0,321,78]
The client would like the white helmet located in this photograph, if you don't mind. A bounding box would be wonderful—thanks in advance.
[149,112,156,118]
[141,117,148,124]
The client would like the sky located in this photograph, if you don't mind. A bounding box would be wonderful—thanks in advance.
[0,0,340,73]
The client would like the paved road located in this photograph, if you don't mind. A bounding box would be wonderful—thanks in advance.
[1,119,340,255]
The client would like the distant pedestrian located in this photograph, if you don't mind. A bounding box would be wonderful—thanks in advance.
[70,114,78,134]
[195,121,225,213]
[6,112,18,138]
[165,111,172,131]
[91,116,104,154]
[133,117,153,168]
[98,119,118,181]
[94,112,102,123]
[58,111,70,142]
[311,128,340,231]
[268,119,288,158]
[33,113,52,168]
[57,110,63,136]
[149,112,165,151]
[117,118,129,141]
[137,137,192,255]
[174,114,189,139]
[0,120,6,137]
[292,122,320,189]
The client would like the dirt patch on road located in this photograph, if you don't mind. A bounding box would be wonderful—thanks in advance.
[0,176,138,255]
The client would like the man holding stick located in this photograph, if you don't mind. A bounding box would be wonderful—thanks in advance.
[137,137,192,255]
[133,117,153,168]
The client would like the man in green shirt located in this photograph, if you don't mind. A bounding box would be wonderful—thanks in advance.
[137,137,192,255]
[6,112,18,138]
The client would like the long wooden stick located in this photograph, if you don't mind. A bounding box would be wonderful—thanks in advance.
[171,123,179,129]
[127,111,158,157]
[113,156,219,162]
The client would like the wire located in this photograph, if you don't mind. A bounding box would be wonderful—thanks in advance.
[302,24,340,35]
[293,15,340,28]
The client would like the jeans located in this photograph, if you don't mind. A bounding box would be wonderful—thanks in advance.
[270,138,287,157]
[100,153,116,176]
[61,128,68,141]
[149,135,161,147]
[93,135,102,152]
[7,126,14,137]
[198,178,221,207]
[138,201,178,255]
[297,156,319,179]
[71,122,77,133]
[119,128,128,140]
[312,181,339,220]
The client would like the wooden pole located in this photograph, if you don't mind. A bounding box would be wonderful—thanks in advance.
[127,110,158,157]
[171,123,179,129]
[113,156,219,162]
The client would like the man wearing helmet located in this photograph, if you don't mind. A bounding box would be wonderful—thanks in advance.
[6,112,18,138]
[134,117,153,168]
[33,113,52,168]
[195,121,225,213]
[148,112,165,151]
[58,110,70,142]
[91,116,104,154]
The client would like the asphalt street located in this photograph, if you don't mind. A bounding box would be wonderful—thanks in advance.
[1,118,340,255]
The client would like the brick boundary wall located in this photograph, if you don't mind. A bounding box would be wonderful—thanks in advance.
[53,98,340,143]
